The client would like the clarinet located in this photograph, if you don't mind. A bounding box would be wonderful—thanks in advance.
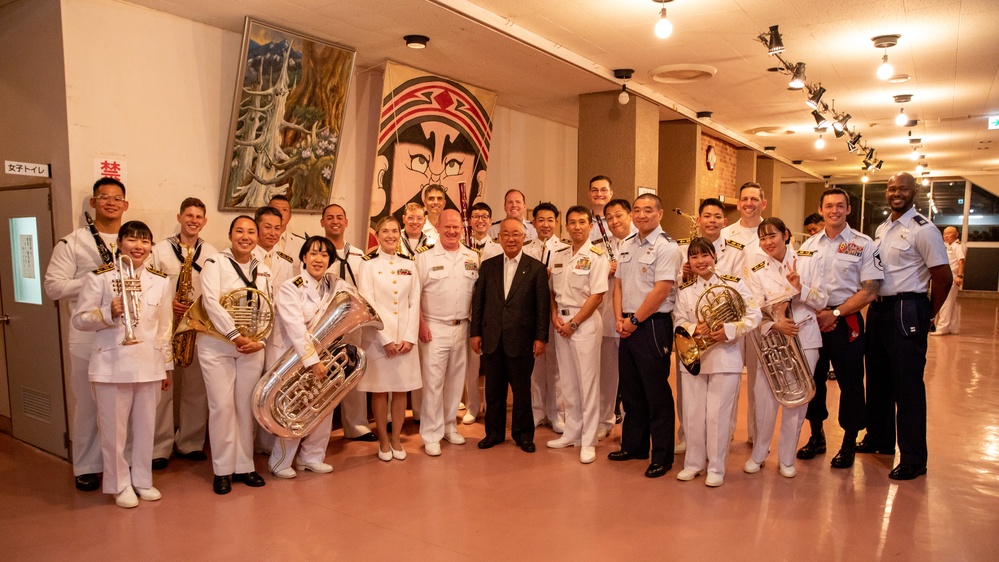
[458,181,472,247]
[596,215,617,262]
[85,211,115,266]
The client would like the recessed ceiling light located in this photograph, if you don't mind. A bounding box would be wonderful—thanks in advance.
[649,64,717,83]
[889,74,911,84]
[404,35,429,49]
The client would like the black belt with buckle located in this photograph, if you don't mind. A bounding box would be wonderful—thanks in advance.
[448,319,466,325]
[559,309,577,316]
[874,292,927,304]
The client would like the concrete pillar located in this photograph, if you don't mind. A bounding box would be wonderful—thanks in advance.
[658,120,700,238]
[757,157,780,218]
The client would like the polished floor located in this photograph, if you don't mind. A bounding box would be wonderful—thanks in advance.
[2,300,998,561]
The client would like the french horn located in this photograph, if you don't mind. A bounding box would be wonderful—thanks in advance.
[174,287,274,344]
[674,279,746,376]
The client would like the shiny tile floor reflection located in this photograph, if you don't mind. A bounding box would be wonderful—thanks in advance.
[2,300,998,560]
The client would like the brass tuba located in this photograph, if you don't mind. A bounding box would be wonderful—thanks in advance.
[252,287,383,439]
[674,277,746,375]
[112,254,142,346]
[749,300,816,408]
[174,287,274,344]
[171,243,197,366]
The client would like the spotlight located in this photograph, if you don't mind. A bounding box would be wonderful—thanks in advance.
[815,135,825,149]
[806,85,826,109]
[833,113,851,132]
[767,24,784,54]
[654,1,674,39]
[863,157,875,170]
[834,127,846,139]
[789,62,806,89]
[846,131,862,152]
[404,35,429,49]
[812,110,829,129]
[865,147,876,161]
[895,107,909,126]
[875,160,884,170]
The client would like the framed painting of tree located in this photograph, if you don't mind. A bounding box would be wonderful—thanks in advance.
[219,18,355,212]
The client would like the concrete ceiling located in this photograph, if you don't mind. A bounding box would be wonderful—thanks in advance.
[121,0,999,183]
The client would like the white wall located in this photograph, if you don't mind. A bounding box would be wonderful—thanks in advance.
[779,181,807,237]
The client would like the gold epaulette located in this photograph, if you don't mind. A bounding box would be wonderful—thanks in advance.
[293,276,304,287]
[677,238,691,246]
[94,264,114,275]
[276,251,293,263]
[725,239,745,250]
[146,266,167,278]
[590,245,605,255]
[416,244,434,254]
[797,250,816,257]
[751,261,766,272]
[362,250,377,261]
[680,278,696,290]
[720,274,741,283]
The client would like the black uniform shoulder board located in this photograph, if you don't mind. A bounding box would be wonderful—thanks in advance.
[415,244,434,254]
[555,246,569,253]
[624,233,638,242]
[659,232,673,242]
[276,251,293,263]
[491,219,502,225]
[720,274,741,283]
[680,278,696,290]
[397,253,414,261]
[912,215,928,226]
[725,239,745,250]
[590,245,604,255]
[59,238,68,245]
[797,250,816,257]
[205,257,215,264]
[292,276,304,287]
[146,266,167,278]
[751,261,766,272]
[561,238,571,245]
[362,249,378,261]
[94,264,114,275]
[677,238,691,246]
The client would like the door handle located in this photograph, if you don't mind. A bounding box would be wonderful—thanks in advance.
[0,315,9,325]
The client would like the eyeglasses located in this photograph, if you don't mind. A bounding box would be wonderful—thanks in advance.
[94,194,126,203]
[470,214,491,220]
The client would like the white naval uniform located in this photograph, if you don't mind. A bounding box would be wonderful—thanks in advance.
[198,250,272,476]
[596,234,626,434]
[43,226,116,477]
[149,237,218,458]
[399,232,434,259]
[72,263,174,495]
[935,240,966,334]
[745,249,826,469]
[328,242,371,437]
[674,273,760,479]
[464,235,502,420]
[415,243,479,447]
[356,251,422,393]
[487,218,537,242]
[268,273,353,473]
[421,219,440,244]
[550,241,610,450]
[524,236,569,427]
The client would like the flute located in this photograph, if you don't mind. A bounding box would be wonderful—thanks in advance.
[595,214,616,262]
[458,181,472,247]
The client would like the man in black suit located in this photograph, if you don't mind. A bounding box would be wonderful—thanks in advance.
[471,218,551,453]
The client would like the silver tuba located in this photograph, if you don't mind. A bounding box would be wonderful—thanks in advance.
[252,287,383,439]
[674,277,746,376]
[112,255,142,346]
[749,299,816,408]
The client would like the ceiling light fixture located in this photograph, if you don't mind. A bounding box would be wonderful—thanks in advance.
[846,131,862,153]
[872,34,901,81]
[788,62,806,89]
[812,110,829,129]
[895,107,909,126]
[654,1,675,39]
[696,111,713,120]
[613,68,634,105]
[915,162,925,174]
[618,85,630,105]
[922,178,930,187]
[909,147,921,161]
[815,134,825,149]
[765,25,784,54]
[806,85,826,109]
[833,113,851,132]
[862,174,869,183]
[404,35,429,49]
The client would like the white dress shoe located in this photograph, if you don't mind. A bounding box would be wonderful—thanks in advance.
[462,413,477,425]
[779,463,797,478]
[705,473,725,487]
[551,419,565,434]
[295,462,333,474]
[674,441,687,454]
[424,442,442,456]
[377,447,392,462]
[596,428,610,440]
[272,467,297,479]
[676,469,701,482]
[391,445,407,460]
[744,459,764,474]
[546,437,578,449]
[444,431,466,445]
[459,402,466,410]
[134,486,161,501]
[115,487,139,508]
[580,447,597,464]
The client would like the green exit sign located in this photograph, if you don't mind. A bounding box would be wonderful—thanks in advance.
[990,115,999,130]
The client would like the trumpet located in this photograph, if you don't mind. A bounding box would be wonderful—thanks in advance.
[674,274,746,375]
[112,254,142,346]
[750,299,816,408]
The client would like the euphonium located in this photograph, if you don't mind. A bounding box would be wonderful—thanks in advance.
[749,299,816,408]
[112,254,142,346]
[252,288,383,439]
[171,243,197,366]
[174,287,273,344]
[674,276,746,375]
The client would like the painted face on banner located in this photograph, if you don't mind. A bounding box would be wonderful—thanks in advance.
[389,121,479,216]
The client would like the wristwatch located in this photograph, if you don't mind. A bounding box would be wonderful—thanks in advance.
[569,320,580,330]
[629,314,639,326]
[832,309,841,318]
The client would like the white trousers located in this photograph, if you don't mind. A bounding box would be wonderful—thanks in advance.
[731,340,758,442]
[554,316,602,447]
[531,325,562,425]
[681,369,741,477]
[269,412,333,472]
[152,382,174,458]
[419,322,469,444]
[339,388,371,438]
[94,381,158,495]
[598,337,619,433]
[69,344,103,476]
[198,335,265,475]
[935,284,961,334]
[750,348,820,468]
[464,346,484,418]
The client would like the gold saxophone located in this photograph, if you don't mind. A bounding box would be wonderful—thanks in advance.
[674,208,699,239]
[171,243,197,367]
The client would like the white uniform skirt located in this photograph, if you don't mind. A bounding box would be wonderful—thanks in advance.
[356,344,422,393]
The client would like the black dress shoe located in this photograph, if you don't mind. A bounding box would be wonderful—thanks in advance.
[477,437,503,449]
[888,464,927,480]
[347,432,379,442]
[519,442,536,453]
[796,433,827,460]
[151,457,169,470]
[213,475,231,495]
[645,463,672,478]
[607,450,649,461]
[178,450,207,461]
[855,440,895,455]
[831,447,855,469]
[74,473,100,492]
[232,471,266,487]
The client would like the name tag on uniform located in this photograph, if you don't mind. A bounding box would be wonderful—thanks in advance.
[397,269,413,276]
[553,263,564,269]
[464,261,477,271]
[432,265,445,271]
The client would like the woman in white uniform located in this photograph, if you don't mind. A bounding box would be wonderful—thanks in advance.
[744,217,826,478]
[268,236,354,478]
[674,237,761,487]
[198,215,272,495]
[73,221,174,508]
[357,216,422,461]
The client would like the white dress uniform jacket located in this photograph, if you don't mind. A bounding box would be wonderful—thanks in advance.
[254,245,297,302]
[488,218,538,242]
[674,274,761,375]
